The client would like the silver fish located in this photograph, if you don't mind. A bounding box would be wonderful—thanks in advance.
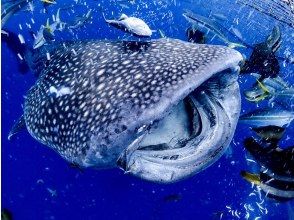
[68,9,92,29]
[182,10,246,49]
[33,9,65,49]
[104,13,153,37]
[10,39,243,183]
[239,108,294,127]
[244,74,291,104]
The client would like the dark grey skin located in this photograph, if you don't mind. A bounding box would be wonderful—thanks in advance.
[244,138,294,177]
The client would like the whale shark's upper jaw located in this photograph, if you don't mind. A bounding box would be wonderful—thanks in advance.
[23,38,242,183]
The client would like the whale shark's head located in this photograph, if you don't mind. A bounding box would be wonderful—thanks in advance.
[22,38,242,183]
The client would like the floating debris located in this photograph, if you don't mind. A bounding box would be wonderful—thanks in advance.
[18,34,25,44]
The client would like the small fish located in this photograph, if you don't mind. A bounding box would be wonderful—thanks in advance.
[244,74,291,104]
[47,188,57,197]
[239,108,294,127]
[68,9,92,29]
[103,13,153,37]
[244,80,271,102]
[252,125,285,142]
[41,0,57,4]
[244,74,289,103]
[41,0,57,13]
[211,13,227,21]
[241,170,294,202]
[271,88,294,108]
[244,137,294,177]
[182,10,246,48]
[119,3,129,9]
[163,194,182,202]
[251,74,289,91]
[186,25,205,44]
[241,26,281,79]
[33,9,65,49]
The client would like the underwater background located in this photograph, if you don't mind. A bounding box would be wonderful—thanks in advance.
[2,0,294,219]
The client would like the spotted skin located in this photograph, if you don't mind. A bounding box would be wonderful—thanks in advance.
[23,38,242,167]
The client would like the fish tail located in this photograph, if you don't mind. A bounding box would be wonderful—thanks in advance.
[257,80,271,94]
[241,171,261,185]
[228,42,247,49]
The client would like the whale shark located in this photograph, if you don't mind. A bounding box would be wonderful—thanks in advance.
[9,38,243,183]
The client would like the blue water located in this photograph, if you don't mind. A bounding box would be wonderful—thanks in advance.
[2,0,294,219]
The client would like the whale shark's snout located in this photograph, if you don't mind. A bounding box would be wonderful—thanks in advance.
[17,38,243,183]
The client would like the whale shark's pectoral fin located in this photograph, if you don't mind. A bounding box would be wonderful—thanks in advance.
[8,114,26,140]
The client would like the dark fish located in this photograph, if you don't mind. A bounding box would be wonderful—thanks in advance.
[182,10,246,48]
[242,135,294,202]
[186,25,205,44]
[244,138,294,177]
[240,26,281,79]
[241,170,294,202]
[252,125,285,142]
[1,208,13,220]
[10,38,243,183]
[68,9,92,29]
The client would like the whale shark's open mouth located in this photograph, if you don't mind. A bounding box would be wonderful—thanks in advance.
[117,69,240,183]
